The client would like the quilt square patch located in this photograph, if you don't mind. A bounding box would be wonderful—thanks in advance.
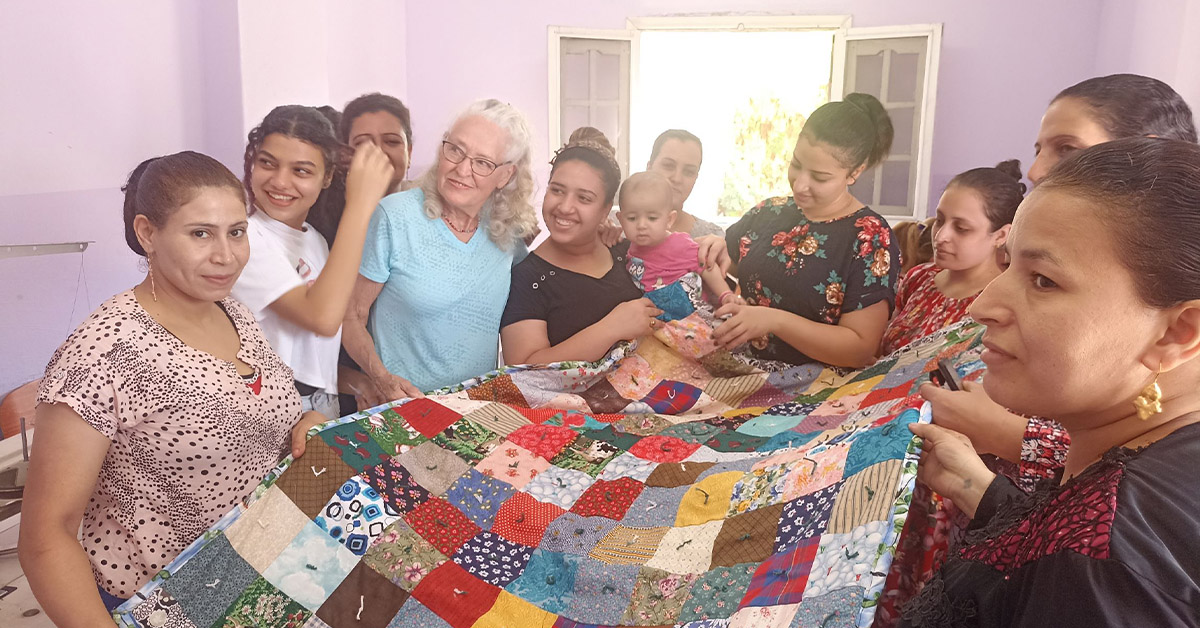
[741,538,821,607]
[397,440,472,496]
[219,576,310,627]
[443,469,515,529]
[274,439,359,519]
[588,524,670,565]
[646,521,724,575]
[774,483,841,552]
[711,504,786,568]
[676,562,758,622]
[384,599,452,628]
[803,521,888,600]
[390,398,463,438]
[641,380,704,414]
[262,522,359,611]
[315,475,401,555]
[827,459,903,535]
[596,451,659,483]
[505,549,580,615]
[226,484,314,572]
[315,562,409,628]
[450,530,534,587]
[645,461,713,488]
[677,472,743,527]
[524,465,597,509]
[579,377,635,414]
[461,401,533,438]
[403,497,481,556]
[507,423,580,460]
[360,458,433,517]
[569,477,645,519]
[465,374,529,406]
[704,429,769,453]
[628,435,701,463]
[365,409,429,456]
[563,560,641,625]
[622,485,691,527]
[319,419,390,471]
[659,420,725,444]
[362,520,447,592]
[551,436,622,476]
[410,561,500,628]
[431,419,500,462]
[491,491,566,547]
[474,442,549,489]
[162,535,260,628]
[541,512,619,555]
[619,567,701,625]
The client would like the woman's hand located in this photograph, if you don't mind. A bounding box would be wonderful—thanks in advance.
[909,422,996,519]
[712,302,776,348]
[919,381,1027,461]
[694,235,732,274]
[601,298,664,342]
[598,217,625,247]
[373,373,425,404]
[290,410,330,459]
[344,141,395,216]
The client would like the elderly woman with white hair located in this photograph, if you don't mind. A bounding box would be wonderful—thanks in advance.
[343,99,537,402]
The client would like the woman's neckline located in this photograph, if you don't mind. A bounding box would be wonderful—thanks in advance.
[792,195,868,224]
[128,289,255,376]
[531,240,616,280]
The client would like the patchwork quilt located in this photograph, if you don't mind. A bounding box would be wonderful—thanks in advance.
[112,320,985,628]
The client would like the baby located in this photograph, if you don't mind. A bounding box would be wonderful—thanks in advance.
[618,172,733,314]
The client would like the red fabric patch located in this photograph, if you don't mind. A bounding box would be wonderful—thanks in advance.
[411,561,501,628]
[506,424,579,460]
[390,398,463,438]
[859,383,913,410]
[960,464,1121,572]
[491,491,565,547]
[628,435,701,463]
[404,497,481,556]
[569,477,645,519]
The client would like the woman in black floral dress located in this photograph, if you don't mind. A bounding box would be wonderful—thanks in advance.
[719,93,902,367]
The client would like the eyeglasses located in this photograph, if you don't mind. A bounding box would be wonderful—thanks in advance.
[441,140,507,177]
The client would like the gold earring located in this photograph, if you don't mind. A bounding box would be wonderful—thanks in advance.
[1132,368,1163,420]
[147,255,158,302]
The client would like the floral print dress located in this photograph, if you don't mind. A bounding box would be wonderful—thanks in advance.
[726,196,902,364]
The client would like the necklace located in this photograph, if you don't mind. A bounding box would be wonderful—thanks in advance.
[442,211,478,234]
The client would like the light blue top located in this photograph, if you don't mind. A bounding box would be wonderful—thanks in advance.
[359,188,526,392]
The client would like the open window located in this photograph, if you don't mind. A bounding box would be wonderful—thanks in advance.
[549,18,942,224]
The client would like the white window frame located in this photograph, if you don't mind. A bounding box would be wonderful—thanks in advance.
[547,27,636,177]
[835,24,943,222]
[548,17,942,222]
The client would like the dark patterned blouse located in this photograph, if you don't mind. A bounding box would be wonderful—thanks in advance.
[726,196,902,364]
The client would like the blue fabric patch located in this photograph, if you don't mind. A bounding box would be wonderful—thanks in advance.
[844,409,920,477]
[644,281,696,322]
[505,549,580,615]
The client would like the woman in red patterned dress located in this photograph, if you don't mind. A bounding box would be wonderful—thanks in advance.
[880,160,1024,354]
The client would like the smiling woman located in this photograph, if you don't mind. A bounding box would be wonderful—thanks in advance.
[233,105,394,419]
[18,151,326,623]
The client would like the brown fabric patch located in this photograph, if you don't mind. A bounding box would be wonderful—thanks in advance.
[315,562,409,627]
[710,503,785,568]
[703,374,765,408]
[273,439,358,519]
[579,377,635,414]
[644,461,715,488]
[466,375,529,406]
[827,458,903,534]
[589,525,670,565]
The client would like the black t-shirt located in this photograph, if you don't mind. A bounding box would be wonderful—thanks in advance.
[900,420,1200,627]
[726,196,901,364]
[501,241,643,346]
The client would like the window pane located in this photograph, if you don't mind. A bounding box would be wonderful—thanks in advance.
[563,52,589,100]
[880,160,911,208]
[595,51,622,101]
[563,105,589,138]
[594,104,620,151]
[888,106,915,157]
[888,52,920,102]
[854,52,884,99]
[850,170,877,206]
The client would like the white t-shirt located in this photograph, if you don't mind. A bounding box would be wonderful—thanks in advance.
[232,211,340,394]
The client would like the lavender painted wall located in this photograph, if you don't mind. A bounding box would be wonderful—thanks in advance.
[403,0,1105,217]
[1095,0,1200,113]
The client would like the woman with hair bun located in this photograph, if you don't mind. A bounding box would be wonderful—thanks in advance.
[881,160,1025,354]
[500,127,730,365]
[718,93,902,367]
[18,152,326,622]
